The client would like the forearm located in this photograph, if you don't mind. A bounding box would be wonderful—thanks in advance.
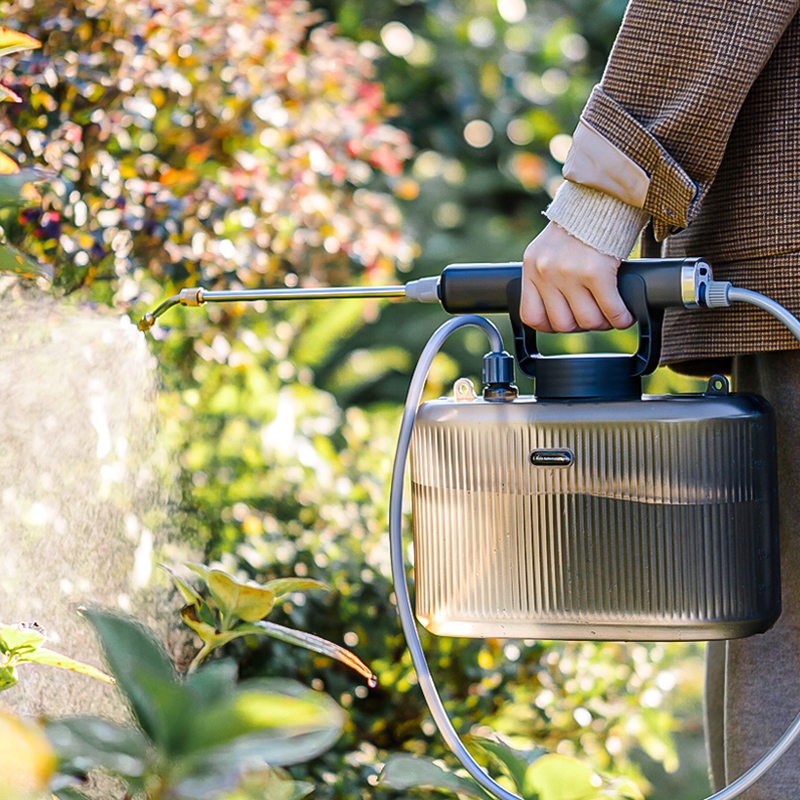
[565,0,800,238]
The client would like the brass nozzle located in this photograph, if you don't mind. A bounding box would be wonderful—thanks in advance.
[138,313,155,332]
[136,293,182,334]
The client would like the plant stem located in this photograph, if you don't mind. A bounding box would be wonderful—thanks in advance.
[187,642,215,674]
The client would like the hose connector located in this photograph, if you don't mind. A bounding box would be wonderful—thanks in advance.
[681,258,712,308]
[482,350,517,402]
[703,280,732,308]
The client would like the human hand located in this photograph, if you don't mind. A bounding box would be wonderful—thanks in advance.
[521,221,634,333]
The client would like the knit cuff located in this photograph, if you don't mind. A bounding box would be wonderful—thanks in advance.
[544,180,650,259]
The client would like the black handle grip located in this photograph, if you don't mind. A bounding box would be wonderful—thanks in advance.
[440,258,707,378]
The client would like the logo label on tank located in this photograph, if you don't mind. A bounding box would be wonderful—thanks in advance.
[530,449,574,467]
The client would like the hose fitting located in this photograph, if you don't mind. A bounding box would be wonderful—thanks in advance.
[179,287,206,306]
[482,350,517,402]
[703,281,732,308]
[404,277,440,303]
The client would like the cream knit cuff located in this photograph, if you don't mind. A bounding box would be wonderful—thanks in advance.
[544,180,650,259]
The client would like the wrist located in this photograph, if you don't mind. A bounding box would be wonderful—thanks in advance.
[544,181,650,260]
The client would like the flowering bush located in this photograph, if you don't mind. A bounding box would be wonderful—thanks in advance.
[0,0,413,300]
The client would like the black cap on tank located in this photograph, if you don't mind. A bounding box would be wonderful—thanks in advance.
[533,354,641,400]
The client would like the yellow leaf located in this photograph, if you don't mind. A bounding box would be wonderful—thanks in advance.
[0,711,56,798]
[262,578,329,600]
[0,152,18,174]
[207,570,276,623]
[180,604,218,639]
[0,28,41,58]
[26,648,115,686]
[0,84,22,103]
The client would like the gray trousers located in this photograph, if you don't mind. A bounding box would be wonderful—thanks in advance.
[705,350,800,797]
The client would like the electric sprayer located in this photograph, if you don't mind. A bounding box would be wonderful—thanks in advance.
[140,257,800,800]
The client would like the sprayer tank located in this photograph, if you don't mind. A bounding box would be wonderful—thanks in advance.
[409,389,779,641]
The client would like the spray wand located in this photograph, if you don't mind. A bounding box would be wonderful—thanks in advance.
[139,258,716,397]
[138,259,700,330]
[137,283,418,332]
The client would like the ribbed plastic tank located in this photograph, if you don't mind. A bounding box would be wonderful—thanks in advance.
[409,389,780,641]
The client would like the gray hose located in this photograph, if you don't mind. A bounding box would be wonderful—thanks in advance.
[389,294,800,800]
[727,287,800,341]
[389,315,518,800]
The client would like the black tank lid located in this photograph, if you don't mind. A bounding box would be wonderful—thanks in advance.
[534,354,641,400]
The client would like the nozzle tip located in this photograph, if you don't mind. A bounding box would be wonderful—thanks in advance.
[138,313,155,332]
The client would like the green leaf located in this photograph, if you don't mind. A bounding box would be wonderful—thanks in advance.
[236,620,376,686]
[523,754,604,800]
[53,789,93,800]
[262,578,329,600]
[0,242,54,280]
[381,754,496,800]
[223,768,314,800]
[185,660,238,704]
[601,776,645,800]
[24,648,114,685]
[0,168,50,206]
[0,622,46,655]
[80,609,183,750]
[167,765,242,800]
[470,737,547,794]
[131,663,195,755]
[177,678,344,762]
[45,717,149,777]
[204,720,342,769]
[0,663,17,691]
[264,779,314,800]
[178,765,314,800]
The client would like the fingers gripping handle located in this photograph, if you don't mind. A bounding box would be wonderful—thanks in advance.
[440,258,711,379]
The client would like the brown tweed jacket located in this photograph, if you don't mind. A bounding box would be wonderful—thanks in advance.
[562,0,800,363]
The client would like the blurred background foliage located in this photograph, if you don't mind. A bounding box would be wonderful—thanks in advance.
[0,0,708,798]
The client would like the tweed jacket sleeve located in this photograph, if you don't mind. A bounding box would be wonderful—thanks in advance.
[550,0,800,249]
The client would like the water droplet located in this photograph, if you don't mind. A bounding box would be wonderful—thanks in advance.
[367,674,378,689]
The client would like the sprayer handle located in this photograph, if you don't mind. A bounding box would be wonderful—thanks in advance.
[439,258,710,379]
